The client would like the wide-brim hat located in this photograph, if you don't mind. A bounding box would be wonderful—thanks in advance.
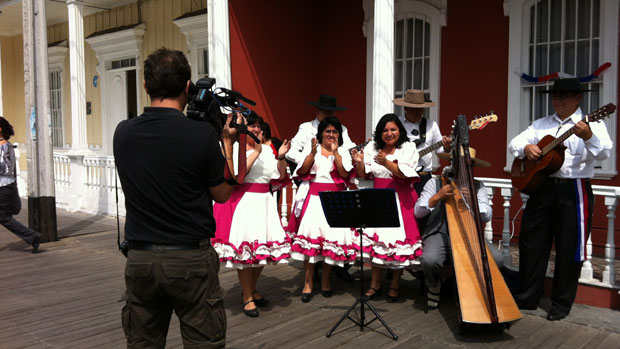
[539,78,591,94]
[308,94,346,111]
[393,89,436,108]
[436,147,491,168]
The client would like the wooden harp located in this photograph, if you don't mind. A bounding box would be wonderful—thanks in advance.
[442,115,521,329]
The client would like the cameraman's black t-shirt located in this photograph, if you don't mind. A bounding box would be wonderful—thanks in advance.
[113,107,224,244]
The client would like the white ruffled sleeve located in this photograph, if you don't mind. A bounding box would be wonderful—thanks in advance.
[396,142,419,178]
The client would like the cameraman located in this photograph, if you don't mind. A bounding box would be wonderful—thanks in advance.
[114,48,237,348]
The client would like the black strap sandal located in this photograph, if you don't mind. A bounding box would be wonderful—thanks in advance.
[242,299,259,317]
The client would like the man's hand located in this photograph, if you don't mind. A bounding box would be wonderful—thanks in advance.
[573,121,593,141]
[441,136,452,152]
[437,184,455,200]
[222,112,245,141]
[254,131,264,153]
[524,144,542,160]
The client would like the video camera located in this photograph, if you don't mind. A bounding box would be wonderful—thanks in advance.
[186,77,258,139]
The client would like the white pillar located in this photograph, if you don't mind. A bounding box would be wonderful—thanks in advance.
[67,0,88,152]
[371,0,394,129]
[601,196,617,286]
[0,41,3,115]
[208,0,231,88]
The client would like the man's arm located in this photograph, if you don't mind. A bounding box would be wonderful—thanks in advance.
[285,123,310,165]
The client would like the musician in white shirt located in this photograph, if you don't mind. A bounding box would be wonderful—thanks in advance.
[508,78,612,321]
[393,89,450,194]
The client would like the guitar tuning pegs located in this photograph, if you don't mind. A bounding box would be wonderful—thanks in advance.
[489,110,495,115]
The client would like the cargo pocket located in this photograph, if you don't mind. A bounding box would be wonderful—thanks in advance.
[124,262,153,297]
[203,297,226,342]
[162,262,208,301]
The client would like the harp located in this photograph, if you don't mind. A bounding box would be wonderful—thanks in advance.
[442,115,521,329]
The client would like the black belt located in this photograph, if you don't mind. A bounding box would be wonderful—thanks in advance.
[129,240,204,251]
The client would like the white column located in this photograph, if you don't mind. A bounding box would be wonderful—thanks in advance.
[602,196,617,286]
[501,188,515,267]
[67,0,88,152]
[0,41,3,115]
[371,0,394,128]
[208,0,231,88]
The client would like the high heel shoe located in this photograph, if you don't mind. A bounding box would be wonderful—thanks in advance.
[301,292,313,303]
[386,287,399,303]
[242,299,259,317]
[252,291,269,307]
[365,287,382,300]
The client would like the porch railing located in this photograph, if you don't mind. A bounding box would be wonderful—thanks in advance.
[17,154,616,290]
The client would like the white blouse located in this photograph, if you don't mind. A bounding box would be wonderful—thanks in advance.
[363,141,419,179]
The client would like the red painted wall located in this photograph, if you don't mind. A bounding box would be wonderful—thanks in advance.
[229,0,366,144]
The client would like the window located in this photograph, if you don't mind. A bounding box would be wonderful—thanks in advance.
[49,69,64,148]
[505,0,618,178]
[197,46,209,79]
[524,0,601,121]
[394,14,431,117]
[110,58,136,70]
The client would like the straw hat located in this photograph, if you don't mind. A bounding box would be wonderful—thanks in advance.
[436,147,491,168]
[392,89,436,108]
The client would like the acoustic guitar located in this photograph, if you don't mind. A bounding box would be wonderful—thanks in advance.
[511,103,616,195]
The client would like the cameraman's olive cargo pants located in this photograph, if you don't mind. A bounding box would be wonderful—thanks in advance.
[122,241,226,348]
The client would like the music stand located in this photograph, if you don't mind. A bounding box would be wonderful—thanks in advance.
[319,189,400,340]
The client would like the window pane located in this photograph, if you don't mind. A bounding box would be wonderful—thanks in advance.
[395,60,402,92]
[576,40,590,76]
[395,20,403,59]
[414,18,423,57]
[406,60,413,89]
[536,0,548,43]
[414,59,422,89]
[577,0,591,39]
[528,44,535,74]
[563,41,575,74]
[591,38,599,71]
[535,44,548,76]
[406,18,413,58]
[424,22,430,56]
[424,57,429,89]
[203,49,209,77]
[565,0,576,40]
[549,43,561,72]
[549,0,562,41]
[592,0,600,37]
[530,5,536,43]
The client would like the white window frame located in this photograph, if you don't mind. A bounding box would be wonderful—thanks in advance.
[49,69,65,148]
[47,43,69,149]
[173,13,209,82]
[504,0,618,179]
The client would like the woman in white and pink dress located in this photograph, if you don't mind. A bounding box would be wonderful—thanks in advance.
[212,112,291,317]
[351,113,423,303]
[287,116,356,303]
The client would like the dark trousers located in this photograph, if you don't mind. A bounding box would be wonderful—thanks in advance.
[122,241,226,348]
[0,182,38,245]
[517,180,593,313]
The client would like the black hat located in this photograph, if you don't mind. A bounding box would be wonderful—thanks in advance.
[539,78,591,94]
[308,94,346,111]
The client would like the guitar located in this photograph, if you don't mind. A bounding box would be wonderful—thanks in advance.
[349,114,498,156]
[511,103,616,195]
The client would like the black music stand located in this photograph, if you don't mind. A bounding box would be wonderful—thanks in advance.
[319,189,400,340]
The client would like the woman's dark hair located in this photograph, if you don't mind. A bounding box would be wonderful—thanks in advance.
[373,113,409,150]
[144,48,191,100]
[260,122,272,140]
[0,117,15,140]
[245,111,264,127]
[316,116,344,146]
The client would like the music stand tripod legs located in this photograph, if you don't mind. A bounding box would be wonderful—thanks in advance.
[325,227,398,340]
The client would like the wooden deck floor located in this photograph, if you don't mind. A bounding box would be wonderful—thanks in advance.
[1,205,620,348]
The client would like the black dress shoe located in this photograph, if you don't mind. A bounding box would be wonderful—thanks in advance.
[365,287,382,300]
[301,292,313,303]
[252,291,269,307]
[546,307,568,321]
[242,300,259,317]
[320,289,333,298]
[32,234,40,254]
[386,288,399,303]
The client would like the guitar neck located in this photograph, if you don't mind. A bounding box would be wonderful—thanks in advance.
[541,121,579,155]
[419,140,443,157]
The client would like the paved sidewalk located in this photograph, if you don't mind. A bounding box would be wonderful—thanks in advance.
[1,202,619,348]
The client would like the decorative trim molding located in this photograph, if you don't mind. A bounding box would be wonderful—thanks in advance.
[174,13,208,82]
[47,41,68,69]
[85,23,145,71]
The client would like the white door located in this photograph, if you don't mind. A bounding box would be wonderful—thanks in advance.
[106,71,128,155]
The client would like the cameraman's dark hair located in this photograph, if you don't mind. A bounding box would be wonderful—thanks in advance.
[245,111,264,127]
[316,116,343,146]
[144,48,191,100]
[261,122,272,140]
[0,116,15,140]
[373,113,409,150]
